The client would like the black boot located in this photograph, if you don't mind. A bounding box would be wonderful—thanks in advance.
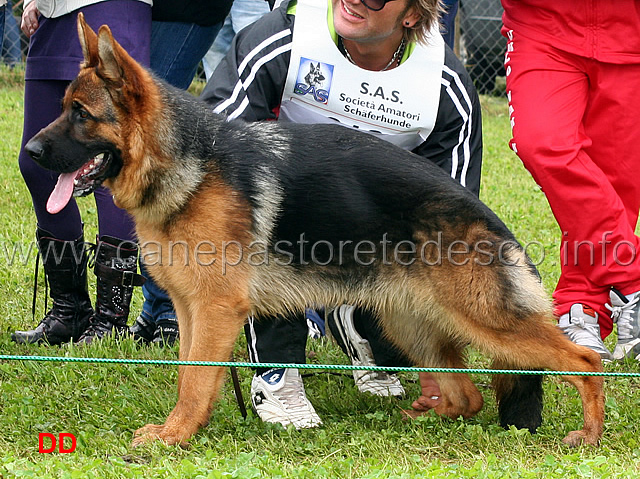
[76,235,145,345]
[129,314,156,344]
[12,228,93,345]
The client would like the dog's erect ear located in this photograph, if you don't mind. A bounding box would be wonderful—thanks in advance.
[77,12,99,67]
[95,24,126,85]
[94,24,145,94]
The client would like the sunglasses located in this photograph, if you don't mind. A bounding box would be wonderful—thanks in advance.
[360,0,398,11]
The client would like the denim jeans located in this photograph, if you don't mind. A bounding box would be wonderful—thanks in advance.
[0,5,5,56]
[202,0,270,80]
[440,0,458,49]
[151,20,222,90]
[138,261,177,323]
[2,1,21,65]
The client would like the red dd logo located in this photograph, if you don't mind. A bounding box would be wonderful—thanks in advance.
[38,433,77,453]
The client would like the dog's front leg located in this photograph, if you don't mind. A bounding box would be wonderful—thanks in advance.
[132,298,248,447]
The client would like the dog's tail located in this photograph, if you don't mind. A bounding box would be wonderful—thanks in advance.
[492,370,543,433]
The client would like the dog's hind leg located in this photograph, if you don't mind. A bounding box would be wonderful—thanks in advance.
[472,316,604,446]
[133,295,250,447]
[529,321,604,447]
[492,366,543,433]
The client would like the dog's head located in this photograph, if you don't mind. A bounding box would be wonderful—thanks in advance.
[28,13,155,214]
[304,63,325,87]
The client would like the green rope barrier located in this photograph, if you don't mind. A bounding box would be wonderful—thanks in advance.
[2,354,640,377]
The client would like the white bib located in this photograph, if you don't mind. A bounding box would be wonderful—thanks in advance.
[280,0,444,150]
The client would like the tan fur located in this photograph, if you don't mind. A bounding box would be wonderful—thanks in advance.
[32,14,605,448]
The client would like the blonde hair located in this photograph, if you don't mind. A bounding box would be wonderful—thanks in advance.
[404,0,443,45]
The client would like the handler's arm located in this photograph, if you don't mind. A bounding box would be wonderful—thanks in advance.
[412,48,483,197]
[200,4,294,122]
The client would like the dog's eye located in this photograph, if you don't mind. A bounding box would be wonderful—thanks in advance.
[72,101,91,120]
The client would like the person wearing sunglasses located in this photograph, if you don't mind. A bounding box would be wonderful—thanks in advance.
[200,0,482,428]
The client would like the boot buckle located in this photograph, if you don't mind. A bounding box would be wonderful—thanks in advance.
[122,270,135,287]
[120,270,146,287]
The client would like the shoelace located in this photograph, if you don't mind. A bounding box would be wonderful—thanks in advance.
[565,316,598,344]
[354,338,377,366]
[278,373,313,414]
[606,295,640,341]
[31,240,96,322]
[570,316,587,329]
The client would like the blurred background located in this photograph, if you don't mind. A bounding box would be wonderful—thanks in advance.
[2,0,507,95]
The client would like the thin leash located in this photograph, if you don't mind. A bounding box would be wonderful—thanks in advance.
[229,356,248,419]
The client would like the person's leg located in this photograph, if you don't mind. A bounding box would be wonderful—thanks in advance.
[579,59,640,359]
[150,20,222,90]
[13,79,92,344]
[202,14,234,80]
[245,313,309,368]
[131,260,179,345]
[229,0,271,32]
[504,29,640,356]
[580,60,640,293]
[19,80,84,240]
[245,314,322,428]
[11,225,93,344]
[202,0,270,80]
[327,305,407,397]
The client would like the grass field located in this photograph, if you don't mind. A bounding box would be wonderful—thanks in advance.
[1,65,640,478]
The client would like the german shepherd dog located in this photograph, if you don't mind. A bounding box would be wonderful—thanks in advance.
[26,14,604,447]
[304,62,325,88]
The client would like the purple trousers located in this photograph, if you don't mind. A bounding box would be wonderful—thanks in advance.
[19,1,151,241]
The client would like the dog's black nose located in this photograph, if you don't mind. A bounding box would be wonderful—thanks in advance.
[24,137,45,161]
[24,138,45,161]
[25,137,46,162]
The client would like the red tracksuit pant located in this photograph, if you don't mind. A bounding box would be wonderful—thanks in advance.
[504,28,640,338]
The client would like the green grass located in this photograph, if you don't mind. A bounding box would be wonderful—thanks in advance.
[2,67,640,478]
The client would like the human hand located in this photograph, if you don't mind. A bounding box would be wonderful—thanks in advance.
[21,1,40,37]
[402,372,442,419]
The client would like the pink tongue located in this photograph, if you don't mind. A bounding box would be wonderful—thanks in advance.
[47,171,79,214]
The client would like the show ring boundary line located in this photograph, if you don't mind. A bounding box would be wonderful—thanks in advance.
[1,355,639,377]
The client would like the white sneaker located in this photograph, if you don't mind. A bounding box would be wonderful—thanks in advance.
[250,368,322,429]
[606,288,640,360]
[558,303,612,360]
[329,305,405,397]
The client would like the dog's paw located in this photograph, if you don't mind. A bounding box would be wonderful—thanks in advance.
[562,429,600,447]
[132,423,192,448]
[131,424,165,447]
